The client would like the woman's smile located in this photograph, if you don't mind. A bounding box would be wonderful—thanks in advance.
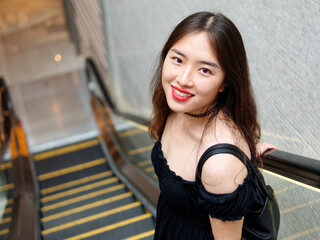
[171,85,194,101]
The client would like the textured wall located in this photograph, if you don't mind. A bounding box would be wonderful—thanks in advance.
[68,0,109,78]
[101,0,320,159]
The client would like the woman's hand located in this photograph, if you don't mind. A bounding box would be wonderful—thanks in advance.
[256,142,278,156]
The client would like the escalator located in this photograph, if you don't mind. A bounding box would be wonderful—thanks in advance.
[0,76,157,239]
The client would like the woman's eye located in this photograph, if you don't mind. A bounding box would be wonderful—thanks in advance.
[200,68,211,74]
[172,57,182,64]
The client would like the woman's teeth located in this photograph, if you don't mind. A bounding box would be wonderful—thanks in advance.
[173,88,193,97]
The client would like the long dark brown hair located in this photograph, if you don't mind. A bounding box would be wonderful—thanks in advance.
[149,12,261,159]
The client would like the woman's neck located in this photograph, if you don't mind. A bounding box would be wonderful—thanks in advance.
[170,112,212,140]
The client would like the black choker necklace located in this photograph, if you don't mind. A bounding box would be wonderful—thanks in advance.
[184,105,216,118]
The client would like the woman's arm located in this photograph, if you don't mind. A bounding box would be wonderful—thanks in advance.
[209,217,243,240]
[201,153,248,239]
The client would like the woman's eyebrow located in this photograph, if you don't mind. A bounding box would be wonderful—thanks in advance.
[171,49,219,69]
[200,60,219,69]
[171,49,186,58]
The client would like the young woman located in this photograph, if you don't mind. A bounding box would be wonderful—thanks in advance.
[149,12,276,239]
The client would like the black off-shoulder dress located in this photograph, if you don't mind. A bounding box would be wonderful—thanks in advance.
[151,141,256,240]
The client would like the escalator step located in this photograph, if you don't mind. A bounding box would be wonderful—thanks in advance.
[40,170,113,196]
[0,199,13,238]
[38,158,107,181]
[38,163,111,190]
[0,228,9,240]
[0,217,11,231]
[64,213,154,240]
[118,130,152,153]
[0,184,14,194]
[34,143,104,176]
[33,139,100,162]
[42,193,136,229]
[41,186,128,218]
[42,202,148,239]
[40,179,122,208]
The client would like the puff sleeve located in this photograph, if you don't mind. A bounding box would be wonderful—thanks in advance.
[197,169,256,221]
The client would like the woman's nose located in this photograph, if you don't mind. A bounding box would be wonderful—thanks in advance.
[177,66,193,87]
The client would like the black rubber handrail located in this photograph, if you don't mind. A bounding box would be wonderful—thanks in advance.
[8,116,40,240]
[91,96,159,216]
[264,150,320,189]
[0,77,13,161]
[0,77,40,240]
[85,58,320,189]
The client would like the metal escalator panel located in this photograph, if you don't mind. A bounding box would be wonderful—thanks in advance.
[33,137,155,240]
[115,121,156,183]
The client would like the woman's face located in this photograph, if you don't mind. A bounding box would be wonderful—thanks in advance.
[162,32,225,116]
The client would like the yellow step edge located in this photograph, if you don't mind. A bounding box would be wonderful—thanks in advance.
[64,212,152,240]
[41,192,133,223]
[128,145,153,156]
[123,229,155,240]
[41,184,125,212]
[0,228,9,236]
[41,171,113,195]
[129,121,149,132]
[33,138,100,161]
[42,201,142,235]
[274,185,297,195]
[281,226,320,240]
[0,217,11,224]
[136,159,151,167]
[41,177,118,203]
[0,161,12,171]
[280,198,320,215]
[144,166,154,173]
[38,158,106,181]
[0,183,14,192]
[3,207,12,214]
[119,128,143,138]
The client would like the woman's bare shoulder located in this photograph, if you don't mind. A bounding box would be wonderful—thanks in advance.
[204,115,250,156]
[200,116,249,194]
[200,152,248,194]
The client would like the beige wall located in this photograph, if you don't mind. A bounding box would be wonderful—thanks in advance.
[70,0,108,78]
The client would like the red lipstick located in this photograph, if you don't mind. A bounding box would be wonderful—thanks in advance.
[171,85,194,101]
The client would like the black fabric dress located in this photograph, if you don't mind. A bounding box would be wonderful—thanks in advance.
[151,141,256,240]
